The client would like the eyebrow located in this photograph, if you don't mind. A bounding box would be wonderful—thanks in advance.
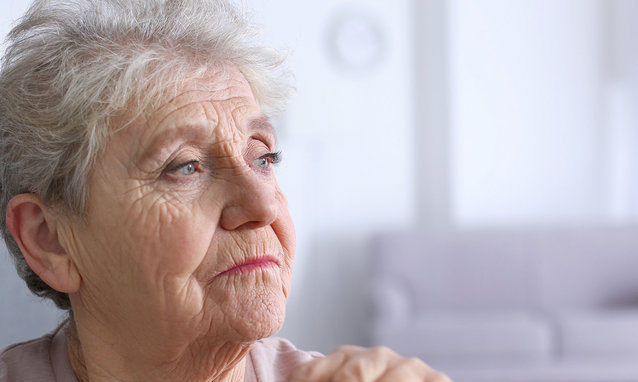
[136,124,211,166]
[249,115,276,139]
[137,115,275,167]
[248,115,277,146]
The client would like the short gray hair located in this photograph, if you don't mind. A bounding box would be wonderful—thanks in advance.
[0,0,292,310]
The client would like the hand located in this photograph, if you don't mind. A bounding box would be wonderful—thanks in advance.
[287,345,452,382]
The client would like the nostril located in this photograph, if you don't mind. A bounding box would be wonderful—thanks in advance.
[219,188,279,231]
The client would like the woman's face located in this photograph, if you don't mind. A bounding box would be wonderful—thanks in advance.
[60,63,295,353]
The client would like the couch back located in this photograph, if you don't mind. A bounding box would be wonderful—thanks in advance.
[370,224,638,317]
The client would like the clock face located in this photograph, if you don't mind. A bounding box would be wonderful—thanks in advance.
[326,10,385,73]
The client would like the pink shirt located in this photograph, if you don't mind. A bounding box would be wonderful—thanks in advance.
[0,322,322,381]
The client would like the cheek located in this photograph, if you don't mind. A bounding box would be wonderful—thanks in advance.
[135,196,220,276]
[80,184,219,283]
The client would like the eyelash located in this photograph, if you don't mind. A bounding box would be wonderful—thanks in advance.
[252,151,282,171]
[167,151,282,178]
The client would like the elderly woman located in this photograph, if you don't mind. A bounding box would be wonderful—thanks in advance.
[0,1,450,381]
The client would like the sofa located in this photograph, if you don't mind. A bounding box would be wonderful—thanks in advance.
[369,224,638,382]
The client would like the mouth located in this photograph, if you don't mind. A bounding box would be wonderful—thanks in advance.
[215,256,279,279]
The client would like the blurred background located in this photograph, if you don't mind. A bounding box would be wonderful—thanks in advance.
[1,0,637,381]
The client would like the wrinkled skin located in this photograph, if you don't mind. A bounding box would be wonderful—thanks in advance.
[58,63,295,381]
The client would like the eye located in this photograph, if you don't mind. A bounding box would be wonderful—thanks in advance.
[253,157,269,169]
[252,151,282,170]
[172,160,200,176]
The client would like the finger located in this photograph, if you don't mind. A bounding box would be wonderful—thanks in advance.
[378,357,453,382]
[287,347,352,382]
[377,356,429,382]
[329,346,394,381]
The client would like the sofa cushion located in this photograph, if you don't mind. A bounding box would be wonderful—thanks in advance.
[557,310,638,359]
[371,228,540,312]
[538,225,638,310]
[372,312,553,365]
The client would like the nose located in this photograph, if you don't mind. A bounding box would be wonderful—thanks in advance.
[219,171,279,231]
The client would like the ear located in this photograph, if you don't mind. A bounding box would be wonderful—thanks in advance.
[6,194,81,294]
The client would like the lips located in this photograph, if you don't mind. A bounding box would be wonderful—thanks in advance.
[215,256,279,279]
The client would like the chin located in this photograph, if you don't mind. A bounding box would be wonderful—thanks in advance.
[209,270,290,342]
[228,293,287,342]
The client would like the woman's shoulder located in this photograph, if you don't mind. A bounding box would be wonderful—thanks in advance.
[0,333,57,381]
[246,337,323,381]
[0,321,77,382]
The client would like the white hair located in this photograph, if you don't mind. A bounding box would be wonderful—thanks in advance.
[0,0,292,310]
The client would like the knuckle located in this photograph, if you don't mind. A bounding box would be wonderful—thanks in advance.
[390,357,428,377]
[331,350,379,381]
[334,344,363,354]
[352,355,375,372]
[371,345,396,358]
[403,356,428,370]
[332,362,371,382]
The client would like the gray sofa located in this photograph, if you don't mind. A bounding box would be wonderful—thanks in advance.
[370,224,638,382]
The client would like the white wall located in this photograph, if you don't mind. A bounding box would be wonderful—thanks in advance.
[449,0,606,225]
[606,0,638,220]
[0,2,29,41]
[447,0,638,227]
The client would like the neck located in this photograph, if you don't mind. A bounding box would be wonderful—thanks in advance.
[67,319,249,382]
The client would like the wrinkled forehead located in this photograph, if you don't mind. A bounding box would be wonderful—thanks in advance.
[117,63,267,141]
[106,63,276,165]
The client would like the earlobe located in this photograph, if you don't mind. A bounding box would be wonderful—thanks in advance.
[6,194,81,294]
